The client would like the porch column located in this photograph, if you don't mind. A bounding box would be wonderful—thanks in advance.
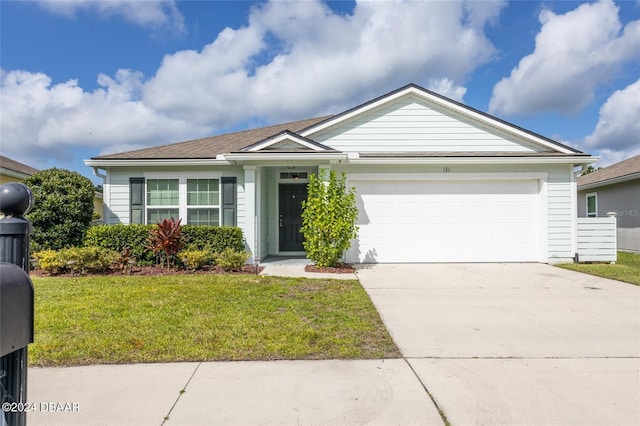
[243,166,256,262]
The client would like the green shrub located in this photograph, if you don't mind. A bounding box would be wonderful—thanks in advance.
[32,246,118,275]
[214,248,250,272]
[24,168,96,250]
[85,224,244,266]
[179,249,215,271]
[59,246,118,274]
[301,170,359,267]
[32,249,65,274]
[182,226,244,252]
[85,224,155,265]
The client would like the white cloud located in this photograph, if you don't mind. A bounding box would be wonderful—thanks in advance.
[144,0,505,125]
[425,78,467,102]
[0,69,209,163]
[583,79,640,162]
[1,0,505,167]
[489,0,640,116]
[34,0,185,32]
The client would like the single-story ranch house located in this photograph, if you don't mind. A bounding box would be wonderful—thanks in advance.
[85,84,595,264]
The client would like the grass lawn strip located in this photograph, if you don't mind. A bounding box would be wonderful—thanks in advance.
[30,274,400,366]
[557,251,640,286]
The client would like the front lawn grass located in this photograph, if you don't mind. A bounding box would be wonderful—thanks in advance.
[557,251,640,285]
[29,274,400,366]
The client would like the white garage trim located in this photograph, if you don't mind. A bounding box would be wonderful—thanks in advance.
[347,172,548,181]
[346,173,548,263]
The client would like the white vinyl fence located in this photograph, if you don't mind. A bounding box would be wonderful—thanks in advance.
[576,215,617,263]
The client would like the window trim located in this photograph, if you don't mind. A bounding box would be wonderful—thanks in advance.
[143,172,223,225]
[586,192,598,218]
[129,177,145,224]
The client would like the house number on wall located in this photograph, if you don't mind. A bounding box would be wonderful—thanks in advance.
[442,167,451,173]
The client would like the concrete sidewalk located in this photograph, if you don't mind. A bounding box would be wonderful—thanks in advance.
[27,360,442,426]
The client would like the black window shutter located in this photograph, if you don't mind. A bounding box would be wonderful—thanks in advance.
[130,177,145,224]
[221,177,237,226]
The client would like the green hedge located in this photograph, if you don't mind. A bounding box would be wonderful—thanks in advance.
[85,224,154,264]
[182,225,244,252]
[85,224,244,266]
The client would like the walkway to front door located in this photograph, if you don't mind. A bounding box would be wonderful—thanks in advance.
[279,183,307,252]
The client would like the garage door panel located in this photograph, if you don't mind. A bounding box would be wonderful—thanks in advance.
[348,179,541,263]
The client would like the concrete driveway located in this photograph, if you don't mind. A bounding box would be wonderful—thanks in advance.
[357,263,640,426]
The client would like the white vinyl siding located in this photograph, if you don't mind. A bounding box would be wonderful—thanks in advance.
[105,167,142,224]
[312,95,543,153]
[545,166,574,261]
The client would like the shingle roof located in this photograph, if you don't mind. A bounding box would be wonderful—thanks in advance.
[92,116,332,160]
[359,152,586,158]
[577,154,640,187]
[0,156,39,176]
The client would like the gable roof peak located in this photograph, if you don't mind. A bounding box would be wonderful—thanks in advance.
[300,82,582,155]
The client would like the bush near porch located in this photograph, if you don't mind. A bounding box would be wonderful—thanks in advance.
[301,170,359,268]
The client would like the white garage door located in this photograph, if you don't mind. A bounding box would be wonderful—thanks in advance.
[347,179,542,263]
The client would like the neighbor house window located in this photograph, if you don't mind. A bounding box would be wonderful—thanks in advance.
[147,179,179,223]
[586,193,597,217]
[187,178,220,226]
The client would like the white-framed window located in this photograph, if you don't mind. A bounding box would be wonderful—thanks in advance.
[141,173,222,225]
[186,178,220,226]
[586,192,597,217]
[146,178,179,223]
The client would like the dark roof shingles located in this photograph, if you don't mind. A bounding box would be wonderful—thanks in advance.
[92,116,332,160]
[577,154,640,187]
[0,156,39,176]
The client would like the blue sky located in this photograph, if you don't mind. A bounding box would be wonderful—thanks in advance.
[1,0,639,184]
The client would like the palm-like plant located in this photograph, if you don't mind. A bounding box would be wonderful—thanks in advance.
[148,218,183,269]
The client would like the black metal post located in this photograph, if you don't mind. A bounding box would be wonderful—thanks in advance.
[0,182,35,426]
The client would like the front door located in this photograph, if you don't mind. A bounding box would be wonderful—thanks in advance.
[279,183,307,251]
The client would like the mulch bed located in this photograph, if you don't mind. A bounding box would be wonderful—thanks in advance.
[304,264,356,274]
[31,264,356,278]
[30,264,264,278]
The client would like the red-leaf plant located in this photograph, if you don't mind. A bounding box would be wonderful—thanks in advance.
[148,217,183,269]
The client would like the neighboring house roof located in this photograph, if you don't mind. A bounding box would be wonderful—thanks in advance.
[0,155,39,179]
[577,154,640,190]
[88,83,591,165]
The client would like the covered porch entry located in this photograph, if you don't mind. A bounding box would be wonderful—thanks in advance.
[244,165,327,262]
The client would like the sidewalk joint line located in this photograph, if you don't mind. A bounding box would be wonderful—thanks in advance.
[160,362,202,425]
[403,358,451,426]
